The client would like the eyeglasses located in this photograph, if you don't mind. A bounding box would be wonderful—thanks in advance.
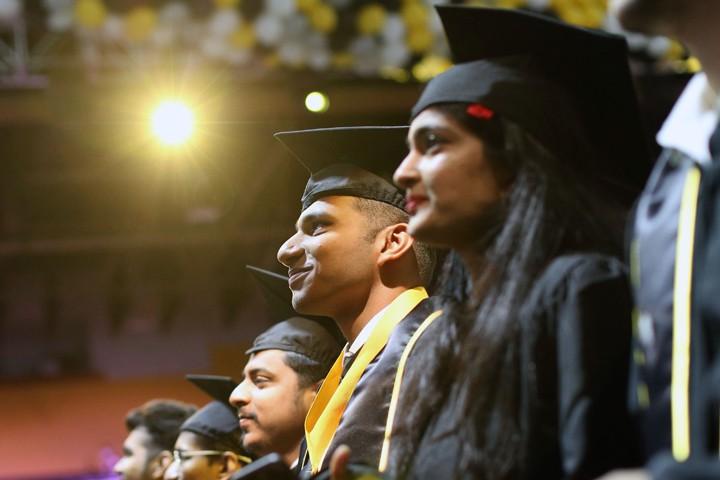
[172,449,224,463]
[171,449,252,465]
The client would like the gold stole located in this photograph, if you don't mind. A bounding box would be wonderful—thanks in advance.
[304,287,429,473]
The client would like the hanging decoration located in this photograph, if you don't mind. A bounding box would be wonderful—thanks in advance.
[35,0,693,81]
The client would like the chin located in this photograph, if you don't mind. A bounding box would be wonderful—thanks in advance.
[408,211,450,247]
[291,290,323,317]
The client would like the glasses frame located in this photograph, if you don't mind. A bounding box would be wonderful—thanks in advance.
[171,449,252,465]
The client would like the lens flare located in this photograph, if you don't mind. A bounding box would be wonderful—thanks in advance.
[150,100,195,146]
[304,91,330,113]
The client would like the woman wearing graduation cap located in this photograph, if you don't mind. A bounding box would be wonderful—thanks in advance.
[330,6,650,480]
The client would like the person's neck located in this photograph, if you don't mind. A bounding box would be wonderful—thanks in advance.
[282,444,300,468]
[336,285,412,344]
[457,247,486,290]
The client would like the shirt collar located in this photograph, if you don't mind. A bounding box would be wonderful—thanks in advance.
[346,305,388,356]
[657,73,719,165]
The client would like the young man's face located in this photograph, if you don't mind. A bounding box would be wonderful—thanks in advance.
[163,432,223,480]
[229,349,317,463]
[114,427,165,480]
[277,196,379,319]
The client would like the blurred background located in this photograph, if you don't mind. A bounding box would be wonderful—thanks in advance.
[0,0,696,478]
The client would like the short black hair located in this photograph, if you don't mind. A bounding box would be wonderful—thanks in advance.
[191,429,245,457]
[282,351,334,389]
[353,197,437,287]
[125,399,197,452]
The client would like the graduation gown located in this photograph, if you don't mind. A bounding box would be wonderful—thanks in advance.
[647,137,720,479]
[299,289,441,476]
[398,254,639,479]
[629,143,720,462]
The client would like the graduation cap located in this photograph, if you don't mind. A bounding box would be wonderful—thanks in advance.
[412,6,650,203]
[273,126,409,212]
[246,265,345,365]
[181,375,249,459]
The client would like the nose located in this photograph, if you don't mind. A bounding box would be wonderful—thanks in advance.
[393,150,421,190]
[229,380,250,408]
[163,459,179,480]
[277,232,303,269]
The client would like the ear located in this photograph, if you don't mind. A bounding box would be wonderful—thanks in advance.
[150,450,172,480]
[376,223,415,267]
[219,452,241,479]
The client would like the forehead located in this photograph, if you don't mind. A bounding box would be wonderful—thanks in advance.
[245,349,296,377]
[410,108,457,133]
[174,431,205,450]
[298,196,358,221]
[126,426,154,450]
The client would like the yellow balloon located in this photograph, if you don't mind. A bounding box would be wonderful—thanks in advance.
[685,56,702,73]
[412,55,452,82]
[297,0,320,14]
[230,24,256,49]
[215,0,241,7]
[74,0,107,29]
[357,4,387,36]
[332,52,354,70]
[663,40,685,61]
[406,27,433,54]
[380,66,410,83]
[125,6,157,43]
[311,4,337,33]
[401,2,428,29]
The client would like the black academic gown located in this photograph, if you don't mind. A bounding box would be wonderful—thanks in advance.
[648,132,720,479]
[298,297,439,476]
[400,254,640,480]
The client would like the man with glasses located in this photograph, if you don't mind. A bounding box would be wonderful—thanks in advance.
[164,377,252,480]
[114,399,197,480]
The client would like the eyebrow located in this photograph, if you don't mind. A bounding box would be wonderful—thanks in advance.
[245,367,274,378]
[295,211,333,231]
[408,124,449,147]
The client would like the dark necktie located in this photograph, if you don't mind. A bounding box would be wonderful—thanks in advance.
[340,350,356,379]
[710,120,720,160]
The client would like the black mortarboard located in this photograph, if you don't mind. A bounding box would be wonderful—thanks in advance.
[246,265,345,364]
[182,375,246,455]
[412,6,650,203]
[274,126,409,212]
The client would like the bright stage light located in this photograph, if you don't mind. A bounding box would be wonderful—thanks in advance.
[305,91,329,113]
[150,100,195,146]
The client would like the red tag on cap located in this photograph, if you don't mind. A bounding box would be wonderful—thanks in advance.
[466,103,495,120]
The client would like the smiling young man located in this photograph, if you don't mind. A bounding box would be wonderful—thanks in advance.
[274,126,441,475]
[229,266,343,470]
[114,400,197,480]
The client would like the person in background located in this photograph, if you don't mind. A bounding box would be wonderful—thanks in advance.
[601,1,720,478]
[230,266,344,470]
[164,376,251,480]
[115,399,197,480]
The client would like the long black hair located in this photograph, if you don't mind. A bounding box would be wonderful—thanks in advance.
[389,103,625,479]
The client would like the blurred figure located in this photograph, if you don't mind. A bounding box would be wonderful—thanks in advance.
[115,399,197,480]
[230,266,344,469]
[601,1,720,479]
[165,377,251,480]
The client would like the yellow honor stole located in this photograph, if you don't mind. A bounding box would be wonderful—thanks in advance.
[304,286,429,473]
